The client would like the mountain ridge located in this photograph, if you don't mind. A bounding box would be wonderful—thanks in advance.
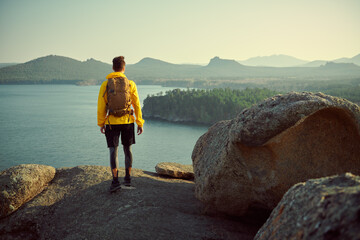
[134,57,176,67]
[1,54,360,85]
[238,54,308,67]
[299,53,360,67]
[2,53,359,68]
[0,55,112,84]
[334,53,360,65]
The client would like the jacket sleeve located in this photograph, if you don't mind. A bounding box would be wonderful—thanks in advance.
[97,81,108,127]
[130,82,145,127]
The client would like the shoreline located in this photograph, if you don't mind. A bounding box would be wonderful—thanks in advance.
[143,115,212,127]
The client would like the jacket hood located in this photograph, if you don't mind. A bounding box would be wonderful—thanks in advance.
[106,72,126,79]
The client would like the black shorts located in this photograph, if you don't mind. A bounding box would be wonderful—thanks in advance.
[105,123,135,147]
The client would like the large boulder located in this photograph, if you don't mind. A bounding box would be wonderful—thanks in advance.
[0,164,56,218]
[255,173,360,240]
[155,162,194,180]
[192,92,360,216]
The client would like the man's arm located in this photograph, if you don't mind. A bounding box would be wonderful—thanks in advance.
[130,81,144,134]
[137,126,143,135]
[97,81,108,133]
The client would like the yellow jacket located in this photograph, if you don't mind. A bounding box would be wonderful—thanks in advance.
[97,72,144,127]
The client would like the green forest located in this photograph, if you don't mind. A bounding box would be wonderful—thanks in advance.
[142,88,279,125]
[323,86,360,103]
[260,78,360,104]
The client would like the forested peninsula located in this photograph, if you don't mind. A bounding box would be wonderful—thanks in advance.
[142,88,279,125]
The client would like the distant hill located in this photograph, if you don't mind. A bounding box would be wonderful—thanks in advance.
[300,60,327,67]
[207,56,244,69]
[319,62,360,73]
[133,57,176,67]
[239,54,308,67]
[126,57,201,82]
[299,53,360,67]
[0,63,18,69]
[0,55,111,84]
[130,57,200,71]
[240,53,360,68]
[334,54,360,66]
[203,57,246,76]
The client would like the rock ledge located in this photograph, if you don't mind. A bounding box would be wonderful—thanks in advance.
[0,164,55,218]
[155,162,194,180]
[0,165,258,240]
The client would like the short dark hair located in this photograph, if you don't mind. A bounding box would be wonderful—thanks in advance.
[113,56,125,71]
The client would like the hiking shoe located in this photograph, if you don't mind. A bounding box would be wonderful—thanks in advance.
[124,177,131,187]
[109,180,121,192]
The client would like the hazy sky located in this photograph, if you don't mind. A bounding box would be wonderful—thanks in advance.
[0,0,359,64]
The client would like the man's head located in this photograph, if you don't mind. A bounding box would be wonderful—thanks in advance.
[112,56,126,72]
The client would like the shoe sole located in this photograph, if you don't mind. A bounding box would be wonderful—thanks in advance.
[121,185,136,190]
[109,185,122,192]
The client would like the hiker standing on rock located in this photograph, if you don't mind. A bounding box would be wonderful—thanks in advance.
[97,56,144,192]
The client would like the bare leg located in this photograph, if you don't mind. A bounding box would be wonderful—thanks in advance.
[123,145,133,185]
[109,146,119,181]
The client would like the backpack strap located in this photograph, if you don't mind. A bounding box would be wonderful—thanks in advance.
[102,82,108,98]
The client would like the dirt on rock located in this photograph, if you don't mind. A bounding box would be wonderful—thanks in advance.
[0,165,261,240]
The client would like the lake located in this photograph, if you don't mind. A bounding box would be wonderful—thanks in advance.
[0,85,208,172]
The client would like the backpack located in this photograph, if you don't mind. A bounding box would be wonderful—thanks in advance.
[105,77,133,117]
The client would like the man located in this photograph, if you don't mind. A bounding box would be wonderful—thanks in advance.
[97,56,144,192]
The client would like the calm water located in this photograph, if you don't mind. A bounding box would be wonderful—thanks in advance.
[0,85,208,172]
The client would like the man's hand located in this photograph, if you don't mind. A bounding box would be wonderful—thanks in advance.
[100,126,106,134]
[137,126,143,135]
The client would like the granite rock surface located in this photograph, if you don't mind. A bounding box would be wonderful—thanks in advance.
[255,173,360,240]
[0,165,259,240]
[0,164,56,218]
[192,92,360,216]
[155,162,194,180]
